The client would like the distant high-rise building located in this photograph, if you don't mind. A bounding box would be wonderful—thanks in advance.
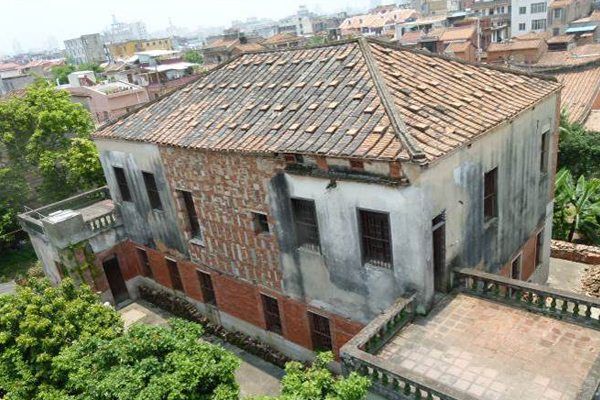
[104,16,148,44]
[64,34,106,65]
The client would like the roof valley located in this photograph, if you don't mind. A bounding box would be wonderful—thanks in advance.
[357,38,427,162]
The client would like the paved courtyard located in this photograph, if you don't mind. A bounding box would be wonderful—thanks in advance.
[376,293,600,400]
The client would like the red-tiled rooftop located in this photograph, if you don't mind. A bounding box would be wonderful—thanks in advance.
[93,38,561,163]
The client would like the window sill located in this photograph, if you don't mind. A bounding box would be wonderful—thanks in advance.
[484,217,498,230]
[189,237,205,247]
[297,246,322,256]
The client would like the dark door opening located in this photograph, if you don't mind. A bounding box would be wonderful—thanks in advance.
[432,212,447,293]
[102,257,130,305]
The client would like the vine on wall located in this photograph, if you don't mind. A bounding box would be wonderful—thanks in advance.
[60,240,99,288]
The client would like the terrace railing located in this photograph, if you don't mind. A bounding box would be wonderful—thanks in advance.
[341,294,481,400]
[454,268,600,330]
[24,187,111,221]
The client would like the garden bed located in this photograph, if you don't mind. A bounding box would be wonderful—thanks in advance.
[138,285,292,369]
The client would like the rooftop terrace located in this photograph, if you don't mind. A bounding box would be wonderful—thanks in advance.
[341,269,600,400]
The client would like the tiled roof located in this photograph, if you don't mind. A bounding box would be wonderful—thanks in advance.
[573,10,600,23]
[340,9,418,31]
[547,35,575,44]
[547,65,600,122]
[93,38,560,163]
[550,0,576,7]
[535,43,600,67]
[488,39,544,52]
[264,33,301,45]
[0,62,21,70]
[514,31,550,41]
[445,41,472,53]
[400,30,423,45]
[439,26,476,42]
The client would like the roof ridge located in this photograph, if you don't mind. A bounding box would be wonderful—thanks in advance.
[532,57,600,73]
[357,37,427,163]
[240,37,360,55]
[366,36,558,82]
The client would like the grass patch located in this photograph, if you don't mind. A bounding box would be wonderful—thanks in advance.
[0,246,38,283]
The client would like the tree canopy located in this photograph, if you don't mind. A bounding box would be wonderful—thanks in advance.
[252,352,370,400]
[558,112,600,179]
[52,319,240,400]
[183,49,203,65]
[0,278,123,399]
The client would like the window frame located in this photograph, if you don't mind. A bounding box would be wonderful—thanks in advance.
[531,2,546,13]
[531,18,547,30]
[142,171,163,211]
[308,311,333,352]
[519,6,527,14]
[197,270,217,305]
[535,229,544,267]
[358,208,393,269]
[484,167,498,221]
[137,247,153,278]
[291,198,321,252]
[252,212,270,234]
[113,166,132,202]
[179,190,201,239]
[511,253,522,280]
[166,258,184,292]
[540,131,550,173]
[519,22,526,31]
[261,294,283,335]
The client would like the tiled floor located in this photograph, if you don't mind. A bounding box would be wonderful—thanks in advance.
[376,294,600,400]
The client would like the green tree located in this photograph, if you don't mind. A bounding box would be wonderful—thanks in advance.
[50,64,76,85]
[558,112,600,179]
[0,278,123,399]
[52,319,240,400]
[553,168,600,244]
[253,352,370,400]
[0,165,29,249]
[0,80,104,202]
[183,49,203,64]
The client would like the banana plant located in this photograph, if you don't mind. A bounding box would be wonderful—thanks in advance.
[554,168,600,244]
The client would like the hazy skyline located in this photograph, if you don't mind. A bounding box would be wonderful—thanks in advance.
[0,0,372,56]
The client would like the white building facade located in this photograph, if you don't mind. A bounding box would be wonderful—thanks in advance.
[511,0,550,37]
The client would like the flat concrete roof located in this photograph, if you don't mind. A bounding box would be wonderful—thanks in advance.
[376,293,600,400]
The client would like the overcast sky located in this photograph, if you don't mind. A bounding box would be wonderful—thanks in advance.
[0,0,372,56]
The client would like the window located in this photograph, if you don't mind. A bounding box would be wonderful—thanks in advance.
[484,168,498,220]
[511,254,522,280]
[519,6,526,14]
[532,19,547,30]
[137,248,153,278]
[553,8,562,18]
[359,210,392,268]
[252,212,270,234]
[180,190,201,238]
[292,199,320,252]
[553,28,560,36]
[309,312,332,351]
[113,167,132,202]
[531,2,546,13]
[350,159,364,171]
[540,131,549,172]
[142,172,162,210]
[261,294,282,334]
[535,229,544,266]
[166,259,183,292]
[519,23,526,31]
[197,270,217,305]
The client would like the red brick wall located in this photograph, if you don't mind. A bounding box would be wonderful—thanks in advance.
[498,226,543,280]
[159,147,285,292]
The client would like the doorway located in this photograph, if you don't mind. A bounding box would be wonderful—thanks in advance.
[102,257,130,305]
[432,212,447,293]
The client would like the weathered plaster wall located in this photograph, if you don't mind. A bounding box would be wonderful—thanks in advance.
[95,139,187,258]
[406,94,558,292]
[29,234,61,285]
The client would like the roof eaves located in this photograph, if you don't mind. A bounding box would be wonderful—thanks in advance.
[357,37,427,163]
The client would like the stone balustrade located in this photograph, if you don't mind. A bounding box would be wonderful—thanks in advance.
[86,211,118,232]
[454,268,600,330]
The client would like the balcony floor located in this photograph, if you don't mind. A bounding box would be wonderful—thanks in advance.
[78,199,115,222]
[376,293,600,400]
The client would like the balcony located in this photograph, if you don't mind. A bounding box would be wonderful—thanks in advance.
[18,187,122,249]
[341,269,600,400]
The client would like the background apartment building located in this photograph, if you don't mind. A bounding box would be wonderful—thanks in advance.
[64,33,106,65]
[511,0,550,36]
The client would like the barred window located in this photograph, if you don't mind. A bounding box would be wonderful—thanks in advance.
[359,210,392,268]
[166,259,183,292]
[531,2,546,13]
[532,19,547,30]
[113,167,131,202]
[197,270,217,305]
[261,294,282,334]
[309,312,332,351]
[292,199,320,252]
[142,172,162,210]
[484,168,498,220]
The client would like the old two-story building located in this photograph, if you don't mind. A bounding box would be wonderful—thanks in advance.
[20,38,561,378]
